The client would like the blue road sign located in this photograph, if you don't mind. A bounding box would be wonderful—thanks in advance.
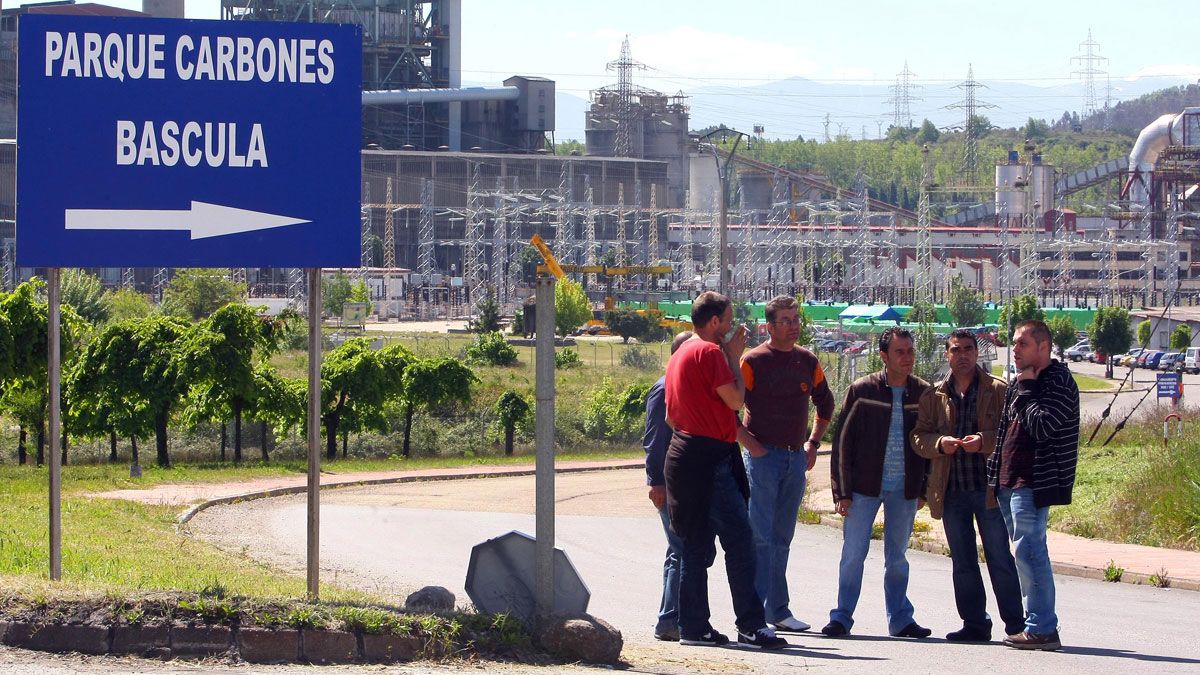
[1157,372,1181,399]
[16,14,362,268]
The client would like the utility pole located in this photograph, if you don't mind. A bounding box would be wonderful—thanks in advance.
[699,127,751,298]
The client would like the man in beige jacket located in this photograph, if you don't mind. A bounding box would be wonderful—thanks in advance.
[911,329,1024,642]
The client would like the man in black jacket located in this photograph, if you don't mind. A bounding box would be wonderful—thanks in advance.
[987,319,1079,651]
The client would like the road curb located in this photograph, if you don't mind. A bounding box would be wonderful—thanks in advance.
[176,459,645,527]
[812,512,1199,592]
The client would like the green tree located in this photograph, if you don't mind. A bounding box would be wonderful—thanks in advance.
[1022,117,1051,141]
[349,279,373,316]
[320,340,412,459]
[1047,314,1078,357]
[162,269,246,321]
[399,357,477,457]
[67,316,189,467]
[178,304,278,463]
[106,287,155,323]
[916,119,940,144]
[1137,319,1152,347]
[60,269,109,325]
[605,307,652,343]
[470,289,502,333]
[1089,306,1132,378]
[946,276,986,327]
[322,271,353,319]
[907,299,939,324]
[494,390,531,457]
[555,277,592,337]
[998,295,1046,339]
[1170,324,1192,351]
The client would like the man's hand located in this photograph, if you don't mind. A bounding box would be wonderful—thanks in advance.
[744,437,768,458]
[806,445,818,471]
[960,434,983,453]
[648,485,665,510]
[917,498,926,510]
[940,436,962,455]
[723,324,748,357]
[836,498,851,517]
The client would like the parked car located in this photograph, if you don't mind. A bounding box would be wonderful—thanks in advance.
[1065,341,1092,362]
[844,341,869,355]
[1087,351,1107,364]
[1140,351,1164,369]
[1184,347,1200,375]
[1117,349,1146,368]
[1158,352,1184,371]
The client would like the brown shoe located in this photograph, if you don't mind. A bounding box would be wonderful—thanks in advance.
[1003,631,1061,651]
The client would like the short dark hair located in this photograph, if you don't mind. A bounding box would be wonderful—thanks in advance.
[945,329,978,350]
[670,330,694,354]
[1014,319,1051,344]
[878,326,914,353]
[764,295,797,323]
[691,291,730,330]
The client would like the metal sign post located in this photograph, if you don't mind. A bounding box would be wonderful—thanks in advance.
[534,276,556,623]
[307,268,322,600]
[16,15,360,586]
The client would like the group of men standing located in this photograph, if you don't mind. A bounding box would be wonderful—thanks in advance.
[643,291,1079,652]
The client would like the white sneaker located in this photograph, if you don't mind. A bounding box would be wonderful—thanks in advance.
[773,616,811,632]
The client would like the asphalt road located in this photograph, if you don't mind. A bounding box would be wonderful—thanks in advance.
[189,470,1200,674]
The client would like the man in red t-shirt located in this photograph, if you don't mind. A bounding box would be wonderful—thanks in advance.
[663,292,787,650]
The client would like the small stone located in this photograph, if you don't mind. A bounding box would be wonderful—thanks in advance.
[536,613,623,665]
[405,586,455,613]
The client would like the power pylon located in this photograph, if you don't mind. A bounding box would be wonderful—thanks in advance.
[946,64,996,185]
[606,36,648,157]
[1071,29,1107,121]
[886,61,921,129]
[916,145,935,306]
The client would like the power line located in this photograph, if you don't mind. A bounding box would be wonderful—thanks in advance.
[885,61,921,129]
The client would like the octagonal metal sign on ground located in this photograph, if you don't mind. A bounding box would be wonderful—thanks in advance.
[16,14,362,268]
[465,531,590,625]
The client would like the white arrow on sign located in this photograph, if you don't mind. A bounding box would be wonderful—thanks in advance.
[64,201,310,240]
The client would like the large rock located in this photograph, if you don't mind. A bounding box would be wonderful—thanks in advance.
[536,613,622,665]
[404,586,455,613]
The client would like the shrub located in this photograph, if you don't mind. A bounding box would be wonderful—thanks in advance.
[1104,559,1125,582]
[555,347,581,369]
[582,379,650,442]
[605,308,652,343]
[465,331,518,366]
[620,345,660,371]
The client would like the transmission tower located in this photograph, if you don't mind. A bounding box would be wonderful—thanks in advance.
[633,180,645,266]
[360,181,373,272]
[1071,29,1107,120]
[556,162,574,262]
[886,61,921,129]
[946,64,996,185]
[417,178,435,283]
[915,145,935,306]
[616,182,628,267]
[606,36,648,157]
[648,184,660,263]
[823,114,831,142]
[464,163,487,306]
[584,174,598,285]
[492,177,511,306]
[383,178,396,269]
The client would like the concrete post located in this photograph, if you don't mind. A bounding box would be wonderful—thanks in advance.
[48,268,62,581]
[306,268,322,601]
[534,276,556,622]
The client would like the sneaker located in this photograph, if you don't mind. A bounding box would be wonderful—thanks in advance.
[945,626,991,642]
[654,628,679,641]
[737,626,788,650]
[1004,630,1061,651]
[679,629,729,647]
[773,616,811,632]
[820,620,849,637]
[893,622,933,638]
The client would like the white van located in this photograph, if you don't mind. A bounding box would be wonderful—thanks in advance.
[1185,347,1200,374]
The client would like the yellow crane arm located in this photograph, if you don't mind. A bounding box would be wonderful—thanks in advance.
[529,234,564,279]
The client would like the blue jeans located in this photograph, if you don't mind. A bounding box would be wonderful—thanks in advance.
[829,488,918,635]
[655,505,684,635]
[942,488,1025,635]
[744,445,808,623]
[678,461,766,636]
[998,486,1058,635]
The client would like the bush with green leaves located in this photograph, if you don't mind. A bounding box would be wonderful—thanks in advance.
[465,331,518,366]
[1170,324,1192,351]
[582,379,651,442]
[620,345,660,371]
[555,347,581,369]
[605,308,652,343]
[494,390,532,456]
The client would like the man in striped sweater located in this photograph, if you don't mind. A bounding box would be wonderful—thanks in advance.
[986,319,1079,651]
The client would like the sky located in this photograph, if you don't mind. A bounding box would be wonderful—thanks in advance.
[47,1,1200,139]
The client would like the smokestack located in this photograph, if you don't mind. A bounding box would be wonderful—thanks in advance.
[142,0,185,19]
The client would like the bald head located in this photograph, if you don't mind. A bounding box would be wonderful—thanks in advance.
[671,330,695,354]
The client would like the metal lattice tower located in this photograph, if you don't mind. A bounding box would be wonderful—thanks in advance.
[886,62,921,129]
[121,267,135,289]
[492,176,512,306]
[915,145,935,305]
[230,268,247,285]
[648,184,659,263]
[360,181,373,271]
[1,241,13,291]
[555,162,574,262]
[633,180,645,266]
[606,36,648,157]
[616,183,628,267]
[154,267,170,302]
[851,173,873,303]
[417,178,435,282]
[1071,29,1108,120]
[1136,206,1155,304]
[464,163,487,304]
[383,178,396,269]
[1018,209,1040,297]
[285,267,304,309]
[946,65,996,185]
[584,174,598,285]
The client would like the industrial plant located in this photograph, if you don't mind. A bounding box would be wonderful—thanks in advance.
[0,0,1197,321]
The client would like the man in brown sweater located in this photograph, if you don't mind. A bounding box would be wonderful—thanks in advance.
[738,296,835,633]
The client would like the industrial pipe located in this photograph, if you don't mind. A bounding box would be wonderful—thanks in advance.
[1128,112,1183,205]
[362,86,520,106]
